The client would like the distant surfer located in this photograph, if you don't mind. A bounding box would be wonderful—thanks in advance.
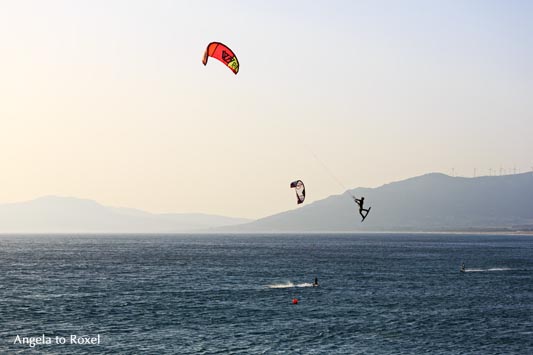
[353,197,371,222]
[460,262,465,273]
[313,276,319,287]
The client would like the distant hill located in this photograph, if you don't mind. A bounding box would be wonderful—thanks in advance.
[227,173,533,232]
[3,173,533,233]
[0,196,250,233]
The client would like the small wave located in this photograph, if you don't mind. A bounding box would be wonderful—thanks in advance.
[267,282,314,289]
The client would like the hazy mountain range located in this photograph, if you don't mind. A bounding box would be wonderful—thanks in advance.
[226,172,533,232]
[1,173,532,233]
[0,196,250,233]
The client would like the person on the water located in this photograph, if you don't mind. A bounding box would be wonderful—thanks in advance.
[460,262,465,272]
[313,276,319,287]
[353,196,370,221]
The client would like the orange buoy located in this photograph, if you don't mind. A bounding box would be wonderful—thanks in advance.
[292,298,298,304]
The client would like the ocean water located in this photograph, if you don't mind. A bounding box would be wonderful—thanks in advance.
[1,233,532,354]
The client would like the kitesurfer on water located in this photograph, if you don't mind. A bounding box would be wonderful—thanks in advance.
[354,197,371,222]
[460,262,465,273]
[313,276,319,287]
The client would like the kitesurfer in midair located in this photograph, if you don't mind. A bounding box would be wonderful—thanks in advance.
[354,197,371,222]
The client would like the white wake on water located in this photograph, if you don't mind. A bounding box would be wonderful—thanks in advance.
[267,282,314,289]
[464,267,513,272]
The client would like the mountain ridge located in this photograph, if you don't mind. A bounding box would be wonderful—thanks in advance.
[2,172,533,233]
[0,195,250,233]
[224,172,533,232]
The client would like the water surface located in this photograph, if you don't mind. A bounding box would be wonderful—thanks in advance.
[1,233,532,354]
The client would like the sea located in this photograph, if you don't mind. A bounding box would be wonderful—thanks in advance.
[1,233,532,354]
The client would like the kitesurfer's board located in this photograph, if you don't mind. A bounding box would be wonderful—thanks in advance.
[361,207,371,222]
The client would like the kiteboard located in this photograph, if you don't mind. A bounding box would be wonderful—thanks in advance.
[361,207,371,222]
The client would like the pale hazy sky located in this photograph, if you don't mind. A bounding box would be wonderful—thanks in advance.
[1,0,532,219]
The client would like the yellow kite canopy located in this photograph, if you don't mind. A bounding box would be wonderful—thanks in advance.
[202,42,239,75]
